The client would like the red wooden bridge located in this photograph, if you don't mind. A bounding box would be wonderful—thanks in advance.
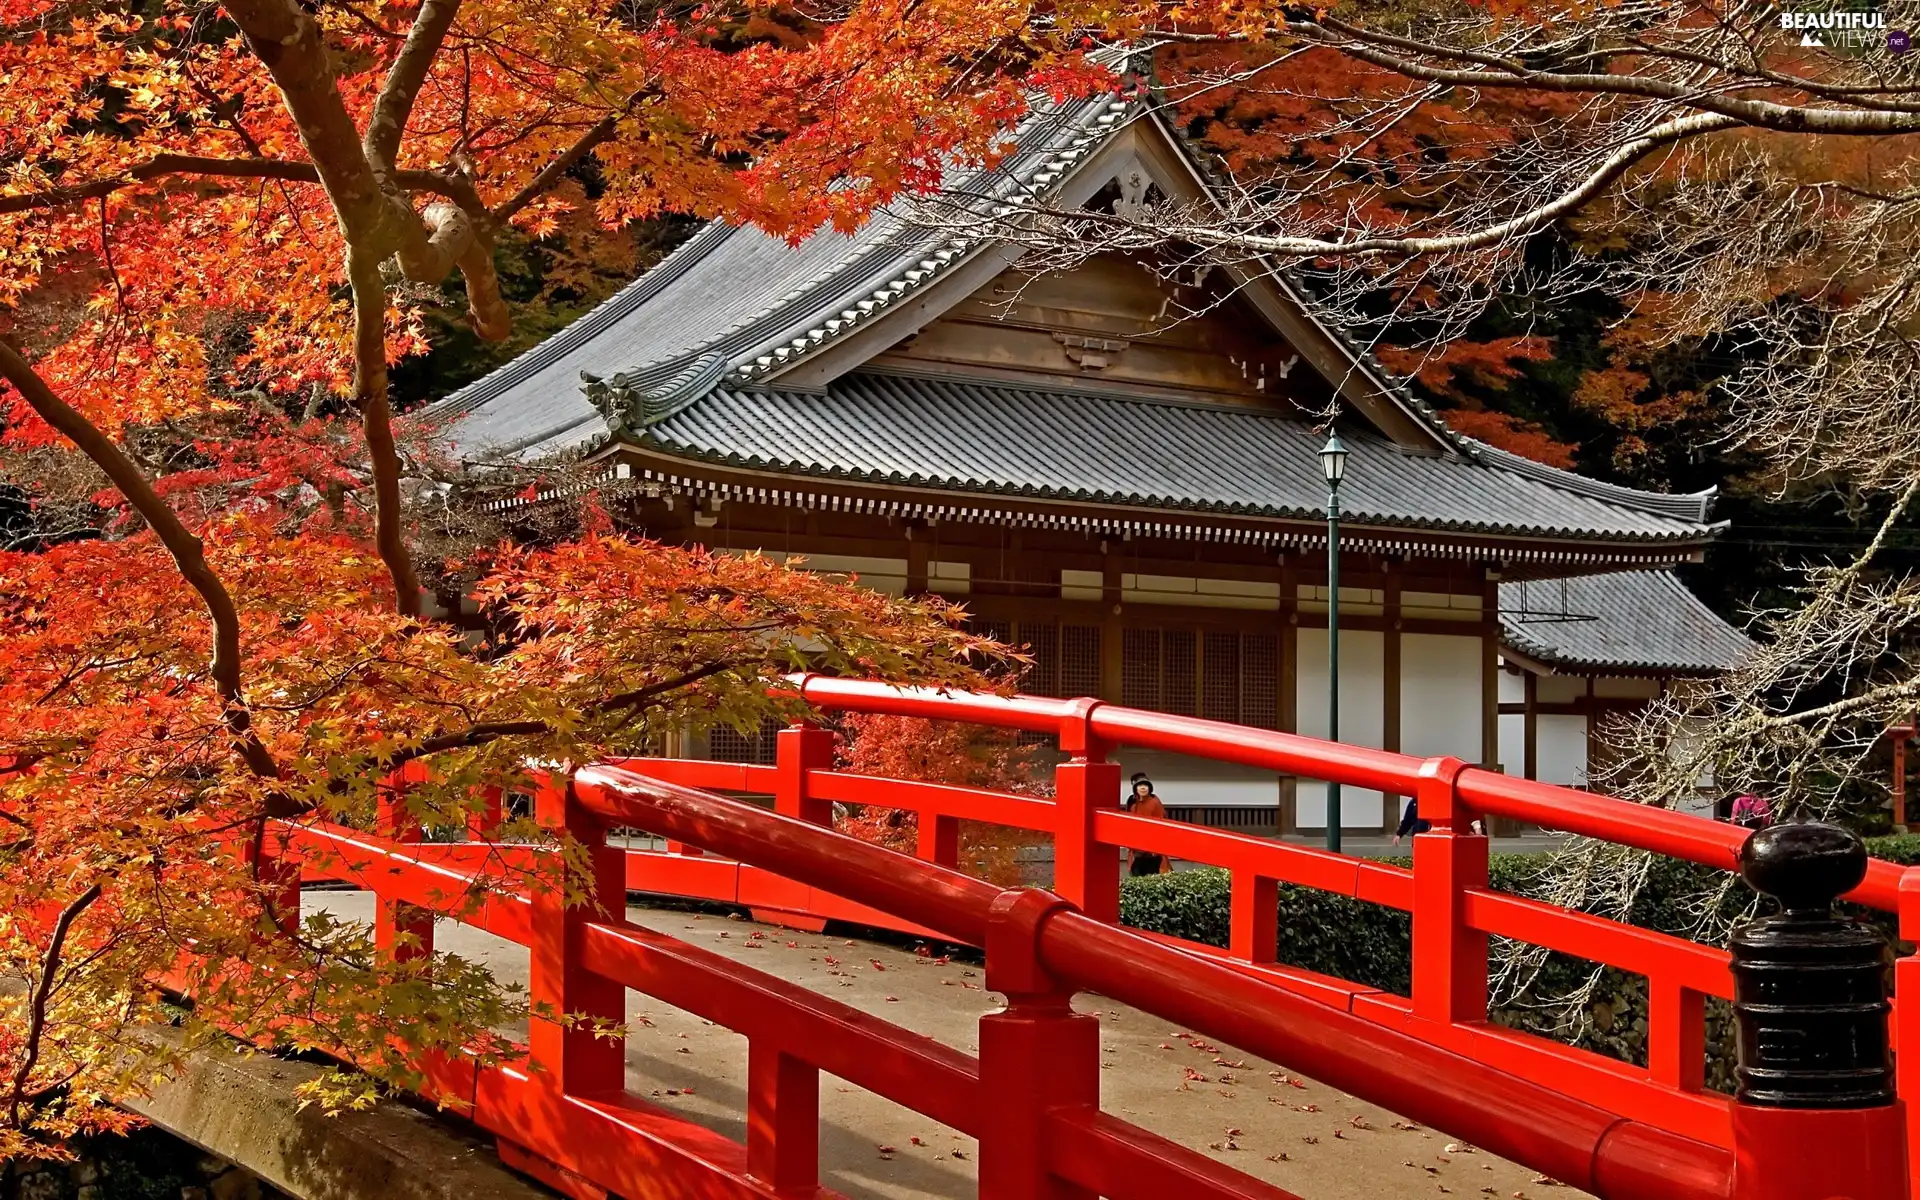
[282,678,1911,1200]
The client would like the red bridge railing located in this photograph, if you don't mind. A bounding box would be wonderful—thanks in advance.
[288,680,1911,1200]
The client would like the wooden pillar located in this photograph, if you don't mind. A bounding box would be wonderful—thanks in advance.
[1583,677,1600,790]
[1481,569,1500,771]
[1523,670,1539,782]
[1481,569,1507,834]
[1099,540,1123,702]
[1382,557,1403,833]
[905,520,929,596]
[1278,552,1300,836]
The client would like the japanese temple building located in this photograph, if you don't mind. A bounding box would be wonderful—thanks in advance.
[430,82,1745,837]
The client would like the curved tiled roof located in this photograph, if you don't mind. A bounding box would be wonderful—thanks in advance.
[1499,571,1753,674]
[422,55,1722,554]
[641,372,1720,547]
[429,89,1145,462]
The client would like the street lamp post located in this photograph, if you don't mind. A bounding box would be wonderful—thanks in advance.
[1319,434,1348,854]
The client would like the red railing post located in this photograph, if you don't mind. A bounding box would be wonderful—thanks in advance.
[1728,823,1906,1200]
[529,772,627,1097]
[1411,756,1488,1026]
[466,783,504,841]
[1897,871,1920,1199]
[978,889,1098,1200]
[1230,873,1279,964]
[775,723,835,826]
[377,764,434,961]
[1053,700,1120,925]
[1647,979,1706,1092]
[917,811,960,869]
[746,1042,819,1194]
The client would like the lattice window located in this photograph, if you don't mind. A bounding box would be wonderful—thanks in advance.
[1061,624,1102,699]
[1163,629,1198,716]
[1202,631,1240,722]
[1122,628,1160,709]
[1242,632,1280,730]
[971,617,1014,646]
[709,717,781,764]
[1023,621,1062,697]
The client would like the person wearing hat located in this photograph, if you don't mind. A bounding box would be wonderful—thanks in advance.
[1124,773,1173,875]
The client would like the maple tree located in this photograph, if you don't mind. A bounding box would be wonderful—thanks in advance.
[834,714,1048,887]
[0,0,1128,1155]
[5,0,1919,1159]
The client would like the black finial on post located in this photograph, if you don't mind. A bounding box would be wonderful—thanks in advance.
[1731,821,1894,1108]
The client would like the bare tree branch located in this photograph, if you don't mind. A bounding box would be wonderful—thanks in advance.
[0,154,472,216]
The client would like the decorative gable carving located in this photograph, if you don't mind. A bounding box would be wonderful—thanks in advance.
[1053,332,1132,370]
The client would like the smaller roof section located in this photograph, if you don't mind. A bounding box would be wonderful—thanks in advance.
[1499,571,1752,676]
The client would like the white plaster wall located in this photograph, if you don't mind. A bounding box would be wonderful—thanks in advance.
[1593,676,1660,699]
[1401,633,1485,765]
[1498,712,1526,778]
[929,561,970,595]
[1121,574,1281,610]
[1499,668,1527,704]
[1060,569,1101,601]
[1537,676,1588,704]
[1537,714,1588,786]
[1295,628,1384,827]
[726,551,970,596]
[1114,749,1282,810]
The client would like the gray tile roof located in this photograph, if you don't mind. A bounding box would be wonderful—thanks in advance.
[420,54,1720,551]
[642,372,1718,546]
[429,91,1139,462]
[1500,571,1753,674]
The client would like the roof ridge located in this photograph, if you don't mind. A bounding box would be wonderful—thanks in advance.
[426,222,734,422]
[1467,439,1717,523]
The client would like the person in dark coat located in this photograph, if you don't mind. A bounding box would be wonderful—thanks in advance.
[1391,797,1485,845]
[1125,773,1172,875]
[1391,797,1431,846]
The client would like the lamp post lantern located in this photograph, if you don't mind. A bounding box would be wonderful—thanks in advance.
[1320,434,1348,854]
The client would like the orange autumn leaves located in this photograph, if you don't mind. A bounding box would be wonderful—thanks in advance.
[0,516,1008,1150]
[0,0,1114,444]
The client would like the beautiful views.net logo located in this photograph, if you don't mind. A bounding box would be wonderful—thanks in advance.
[1775,5,1910,52]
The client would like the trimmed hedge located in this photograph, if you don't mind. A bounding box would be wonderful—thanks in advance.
[1118,834,1920,1091]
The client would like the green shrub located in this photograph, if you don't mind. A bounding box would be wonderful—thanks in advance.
[1119,868,1414,993]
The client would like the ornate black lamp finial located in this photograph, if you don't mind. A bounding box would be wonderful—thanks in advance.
[1730,821,1894,1109]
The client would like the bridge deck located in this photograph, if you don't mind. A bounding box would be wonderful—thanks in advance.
[312,891,1587,1200]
